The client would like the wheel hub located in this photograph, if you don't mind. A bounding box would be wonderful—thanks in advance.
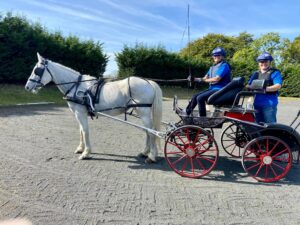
[262,155,272,165]
[235,135,247,148]
[186,147,195,157]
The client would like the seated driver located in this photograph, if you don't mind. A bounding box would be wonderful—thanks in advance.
[185,47,231,116]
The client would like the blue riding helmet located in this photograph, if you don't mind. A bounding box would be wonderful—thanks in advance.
[256,52,274,62]
[211,47,226,56]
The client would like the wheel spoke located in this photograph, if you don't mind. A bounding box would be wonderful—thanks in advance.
[193,129,202,144]
[244,148,258,156]
[195,136,213,149]
[197,147,217,154]
[197,155,215,164]
[172,154,187,166]
[195,158,206,171]
[265,164,269,179]
[186,127,191,143]
[270,164,278,177]
[167,140,185,152]
[243,157,259,161]
[271,161,286,170]
[246,161,261,171]
[271,148,288,158]
[268,140,280,155]
[190,158,195,176]
[230,144,237,155]
[175,131,187,145]
[255,140,262,151]
[273,157,289,163]
[181,157,189,173]
[225,133,236,139]
[166,150,184,155]
[223,142,236,149]
[254,163,264,177]
[266,138,269,153]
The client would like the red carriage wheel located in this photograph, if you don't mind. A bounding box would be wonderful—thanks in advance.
[221,123,249,158]
[242,136,292,182]
[164,125,219,178]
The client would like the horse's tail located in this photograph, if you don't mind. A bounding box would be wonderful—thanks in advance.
[149,80,163,148]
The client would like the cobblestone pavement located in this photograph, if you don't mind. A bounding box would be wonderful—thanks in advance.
[0,99,299,225]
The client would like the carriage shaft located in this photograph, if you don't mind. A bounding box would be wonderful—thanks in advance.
[96,112,166,139]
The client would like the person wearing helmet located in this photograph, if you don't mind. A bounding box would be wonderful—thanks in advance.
[185,47,231,116]
[247,51,283,123]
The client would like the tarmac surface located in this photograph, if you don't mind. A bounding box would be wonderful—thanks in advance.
[0,98,300,225]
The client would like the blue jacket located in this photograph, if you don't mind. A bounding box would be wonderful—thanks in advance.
[206,61,231,90]
[248,69,283,107]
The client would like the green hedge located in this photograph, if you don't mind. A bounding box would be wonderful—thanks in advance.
[0,13,108,83]
[279,64,300,97]
[116,44,208,82]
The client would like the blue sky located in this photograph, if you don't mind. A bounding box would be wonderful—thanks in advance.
[1,0,300,75]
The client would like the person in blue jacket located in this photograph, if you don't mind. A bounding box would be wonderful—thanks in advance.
[185,47,231,116]
[247,52,283,123]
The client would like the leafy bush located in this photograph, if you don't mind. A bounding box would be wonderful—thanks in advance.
[116,44,207,82]
[0,13,108,83]
[279,64,300,97]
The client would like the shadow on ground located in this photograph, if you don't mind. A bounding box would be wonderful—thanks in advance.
[89,152,300,186]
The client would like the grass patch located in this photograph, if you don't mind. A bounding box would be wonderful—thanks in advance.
[0,84,66,106]
[0,84,204,106]
[161,85,204,100]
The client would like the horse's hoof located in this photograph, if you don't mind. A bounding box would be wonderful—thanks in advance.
[137,153,147,158]
[145,157,156,164]
[78,154,90,160]
[74,149,83,154]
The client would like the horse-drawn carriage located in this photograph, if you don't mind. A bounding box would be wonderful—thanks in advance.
[165,77,300,182]
[25,54,300,183]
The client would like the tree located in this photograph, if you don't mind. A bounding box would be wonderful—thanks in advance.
[232,32,284,78]
[0,13,108,83]
[280,36,300,64]
[179,32,254,66]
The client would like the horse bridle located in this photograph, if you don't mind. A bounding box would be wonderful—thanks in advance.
[29,60,54,88]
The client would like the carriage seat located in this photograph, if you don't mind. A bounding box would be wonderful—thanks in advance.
[207,77,245,107]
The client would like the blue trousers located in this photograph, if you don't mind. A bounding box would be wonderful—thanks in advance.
[254,105,277,123]
[186,89,218,116]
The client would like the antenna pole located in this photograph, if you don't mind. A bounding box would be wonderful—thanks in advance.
[188,4,191,77]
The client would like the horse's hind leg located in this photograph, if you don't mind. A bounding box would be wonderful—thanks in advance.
[137,133,150,158]
[74,111,91,160]
[137,108,157,163]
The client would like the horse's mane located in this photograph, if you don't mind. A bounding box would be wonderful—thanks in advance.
[52,60,95,79]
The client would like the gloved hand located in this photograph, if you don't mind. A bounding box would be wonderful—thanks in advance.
[187,75,192,82]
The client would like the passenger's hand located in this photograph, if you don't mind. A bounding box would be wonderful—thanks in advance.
[195,77,203,82]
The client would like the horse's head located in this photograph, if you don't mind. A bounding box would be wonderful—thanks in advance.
[25,53,53,93]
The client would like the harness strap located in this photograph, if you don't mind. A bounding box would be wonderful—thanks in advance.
[64,75,82,97]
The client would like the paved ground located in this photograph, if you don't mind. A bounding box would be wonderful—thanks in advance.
[0,99,300,225]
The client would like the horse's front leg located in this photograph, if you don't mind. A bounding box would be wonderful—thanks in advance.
[74,129,84,154]
[74,111,91,160]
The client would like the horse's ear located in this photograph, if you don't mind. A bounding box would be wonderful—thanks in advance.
[37,52,43,62]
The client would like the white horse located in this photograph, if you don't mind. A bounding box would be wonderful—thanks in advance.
[25,53,162,163]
